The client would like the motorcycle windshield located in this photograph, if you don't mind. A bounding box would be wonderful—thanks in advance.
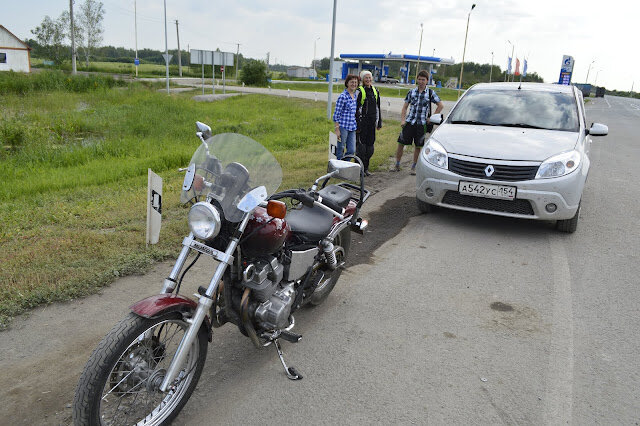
[180,133,282,222]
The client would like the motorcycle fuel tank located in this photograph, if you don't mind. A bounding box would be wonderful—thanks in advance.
[241,207,290,256]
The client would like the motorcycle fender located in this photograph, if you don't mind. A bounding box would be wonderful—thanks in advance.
[130,294,213,342]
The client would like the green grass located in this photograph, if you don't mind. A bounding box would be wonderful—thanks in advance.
[0,71,401,329]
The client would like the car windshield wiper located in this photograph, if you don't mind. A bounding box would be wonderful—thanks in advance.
[497,122,547,130]
[450,120,495,126]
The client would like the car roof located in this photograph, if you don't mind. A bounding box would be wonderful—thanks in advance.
[468,82,575,94]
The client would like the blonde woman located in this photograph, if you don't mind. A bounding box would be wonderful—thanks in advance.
[356,70,382,176]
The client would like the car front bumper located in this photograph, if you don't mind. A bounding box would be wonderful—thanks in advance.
[415,156,587,220]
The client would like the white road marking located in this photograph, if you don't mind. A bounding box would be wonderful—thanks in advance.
[543,235,575,425]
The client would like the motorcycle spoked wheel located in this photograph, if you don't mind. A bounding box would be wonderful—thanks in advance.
[73,312,208,426]
[308,228,351,306]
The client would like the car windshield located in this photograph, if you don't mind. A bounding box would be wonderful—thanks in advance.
[448,89,579,132]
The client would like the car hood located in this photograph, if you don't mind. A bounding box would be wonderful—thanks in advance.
[433,124,579,161]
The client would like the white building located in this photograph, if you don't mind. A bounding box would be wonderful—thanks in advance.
[286,66,317,79]
[0,25,31,73]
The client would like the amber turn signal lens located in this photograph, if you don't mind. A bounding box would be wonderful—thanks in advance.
[266,200,287,219]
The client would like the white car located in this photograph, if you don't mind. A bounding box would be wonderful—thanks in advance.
[416,82,608,233]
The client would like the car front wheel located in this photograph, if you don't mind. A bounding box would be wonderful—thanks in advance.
[417,198,434,214]
[556,202,580,233]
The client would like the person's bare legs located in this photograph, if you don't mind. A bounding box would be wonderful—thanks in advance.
[393,144,404,171]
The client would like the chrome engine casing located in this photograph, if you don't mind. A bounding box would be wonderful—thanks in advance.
[254,282,295,330]
[241,256,284,302]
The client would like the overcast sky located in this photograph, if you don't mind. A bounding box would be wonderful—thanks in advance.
[4,0,637,92]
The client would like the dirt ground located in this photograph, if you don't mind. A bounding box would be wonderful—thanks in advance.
[0,156,420,425]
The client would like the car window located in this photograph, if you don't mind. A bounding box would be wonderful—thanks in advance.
[448,89,580,131]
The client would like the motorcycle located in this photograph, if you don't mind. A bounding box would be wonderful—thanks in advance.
[73,121,369,425]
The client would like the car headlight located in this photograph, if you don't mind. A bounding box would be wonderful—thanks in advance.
[422,138,448,169]
[535,150,581,179]
[188,202,221,240]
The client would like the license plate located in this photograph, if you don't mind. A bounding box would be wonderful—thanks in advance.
[458,181,516,200]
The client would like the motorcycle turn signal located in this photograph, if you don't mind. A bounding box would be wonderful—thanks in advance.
[267,200,287,219]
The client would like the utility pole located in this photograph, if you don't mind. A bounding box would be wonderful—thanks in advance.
[175,20,182,77]
[134,0,138,77]
[235,43,240,81]
[327,0,337,120]
[266,52,270,67]
[163,0,169,94]
[415,23,423,82]
[69,0,76,74]
[489,51,494,83]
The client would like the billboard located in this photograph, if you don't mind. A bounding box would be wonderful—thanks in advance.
[190,50,235,66]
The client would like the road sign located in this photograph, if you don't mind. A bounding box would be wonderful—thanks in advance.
[134,58,140,66]
[558,55,574,85]
[162,53,173,64]
[220,66,224,72]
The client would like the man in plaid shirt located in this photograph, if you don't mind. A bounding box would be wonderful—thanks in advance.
[394,70,444,174]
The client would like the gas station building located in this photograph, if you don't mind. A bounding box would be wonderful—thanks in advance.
[338,53,455,85]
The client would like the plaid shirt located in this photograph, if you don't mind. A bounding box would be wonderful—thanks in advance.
[404,88,441,125]
[333,90,358,131]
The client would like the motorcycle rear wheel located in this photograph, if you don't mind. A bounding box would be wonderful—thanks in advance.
[73,311,208,426]
[308,228,351,306]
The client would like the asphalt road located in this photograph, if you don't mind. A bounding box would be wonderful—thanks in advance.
[176,96,640,424]
[1,95,638,425]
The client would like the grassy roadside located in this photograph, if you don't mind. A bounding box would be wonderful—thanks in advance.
[0,71,401,329]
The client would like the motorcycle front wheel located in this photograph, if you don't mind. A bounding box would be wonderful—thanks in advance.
[73,311,208,426]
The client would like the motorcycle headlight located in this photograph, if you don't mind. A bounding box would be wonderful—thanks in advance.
[422,138,448,169]
[535,150,581,179]
[188,202,221,240]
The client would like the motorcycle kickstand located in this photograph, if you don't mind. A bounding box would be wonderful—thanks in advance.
[272,338,303,380]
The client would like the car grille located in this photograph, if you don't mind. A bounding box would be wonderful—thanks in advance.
[448,158,539,181]
[442,191,535,215]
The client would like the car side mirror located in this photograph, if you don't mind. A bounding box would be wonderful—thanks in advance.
[328,159,361,181]
[430,113,443,125]
[587,122,608,136]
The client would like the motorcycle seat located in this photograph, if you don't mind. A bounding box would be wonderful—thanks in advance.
[318,184,352,209]
[285,206,334,242]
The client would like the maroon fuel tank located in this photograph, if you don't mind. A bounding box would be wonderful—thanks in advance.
[240,206,290,257]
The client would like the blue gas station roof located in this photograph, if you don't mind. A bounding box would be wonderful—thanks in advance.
[340,53,454,64]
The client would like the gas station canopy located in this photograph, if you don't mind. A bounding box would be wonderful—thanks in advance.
[339,53,455,83]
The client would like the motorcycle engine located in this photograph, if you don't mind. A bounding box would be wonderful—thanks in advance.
[241,257,295,330]
[254,282,295,331]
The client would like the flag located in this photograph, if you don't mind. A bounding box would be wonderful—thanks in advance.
[507,57,512,74]
[523,59,528,77]
[515,58,520,76]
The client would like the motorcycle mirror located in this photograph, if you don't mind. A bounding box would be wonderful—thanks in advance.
[195,121,212,139]
[182,163,196,191]
[237,186,268,212]
[328,159,361,181]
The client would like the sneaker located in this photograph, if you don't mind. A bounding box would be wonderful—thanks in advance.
[391,163,401,172]
[410,168,416,175]
[364,170,372,177]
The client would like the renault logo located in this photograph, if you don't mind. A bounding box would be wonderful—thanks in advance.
[484,165,495,177]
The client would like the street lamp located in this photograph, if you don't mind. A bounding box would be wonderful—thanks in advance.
[594,69,601,86]
[458,4,476,98]
[585,60,595,84]
[313,36,320,76]
[415,23,424,82]
[489,51,494,83]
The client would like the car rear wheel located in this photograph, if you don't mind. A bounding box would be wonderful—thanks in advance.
[417,198,435,214]
[556,202,580,233]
